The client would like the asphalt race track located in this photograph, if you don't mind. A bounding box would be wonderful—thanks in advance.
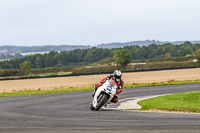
[0,83,200,133]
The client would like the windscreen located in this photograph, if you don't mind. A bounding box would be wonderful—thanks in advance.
[108,80,116,88]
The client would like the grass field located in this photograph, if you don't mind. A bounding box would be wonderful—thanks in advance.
[0,68,200,93]
[138,91,200,113]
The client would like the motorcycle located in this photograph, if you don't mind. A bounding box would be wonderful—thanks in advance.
[90,79,117,111]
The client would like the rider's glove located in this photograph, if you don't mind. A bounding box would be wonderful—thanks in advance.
[116,86,122,94]
[117,86,121,90]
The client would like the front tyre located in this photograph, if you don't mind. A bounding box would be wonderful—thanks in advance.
[90,103,95,110]
[95,93,109,111]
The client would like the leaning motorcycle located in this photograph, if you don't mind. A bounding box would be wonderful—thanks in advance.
[90,80,117,111]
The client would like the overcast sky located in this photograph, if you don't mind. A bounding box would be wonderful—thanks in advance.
[0,0,200,46]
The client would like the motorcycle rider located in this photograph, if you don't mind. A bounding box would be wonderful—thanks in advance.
[92,70,124,103]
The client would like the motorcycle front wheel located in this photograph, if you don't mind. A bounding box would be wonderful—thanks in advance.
[95,93,109,111]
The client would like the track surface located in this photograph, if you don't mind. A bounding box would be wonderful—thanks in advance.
[0,84,200,133]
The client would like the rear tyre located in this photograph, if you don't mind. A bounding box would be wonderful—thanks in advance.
[95,93,109,111]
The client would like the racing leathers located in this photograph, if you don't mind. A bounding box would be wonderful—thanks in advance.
[93,75,124,103]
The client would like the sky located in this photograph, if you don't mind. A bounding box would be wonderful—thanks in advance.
[0,0,200,46]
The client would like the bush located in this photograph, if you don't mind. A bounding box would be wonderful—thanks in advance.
[71,66,121,74]
[0,69,19,77]
[146,61,197,69]
[71,61,198,75]
[31,67,73,74]
[20,61,33,75]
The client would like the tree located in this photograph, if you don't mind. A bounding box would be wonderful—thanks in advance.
[178,50,184,57]
[35,56,43,68]
[20,61,33,75]
[135,47,146,59]
[99,57,112,65]
[165,53,171,58]
[194,48,200,65]
[14,53,23,58]
[84,50,95,63]
[0,54,6,59]
[113,49,132,66]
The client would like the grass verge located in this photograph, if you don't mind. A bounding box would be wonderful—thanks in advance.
[0,79,200,97]
[0,87,93,97]
[138,91,200,113]
[124,79,200,88]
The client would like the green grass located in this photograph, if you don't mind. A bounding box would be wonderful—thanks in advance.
[124,80,200,88]
[0,87,93,97]
[138,91,200,113]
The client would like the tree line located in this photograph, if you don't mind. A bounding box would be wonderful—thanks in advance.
[0,41,200,69]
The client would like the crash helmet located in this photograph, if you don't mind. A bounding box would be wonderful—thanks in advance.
[113,70,122,81]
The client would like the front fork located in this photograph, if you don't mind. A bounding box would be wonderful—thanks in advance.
[92,88,102,108]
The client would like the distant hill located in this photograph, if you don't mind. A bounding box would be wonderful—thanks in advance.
[0,40,200,55]
[0,45,91,55]
[97,40,167,48]
[96,40,200,48]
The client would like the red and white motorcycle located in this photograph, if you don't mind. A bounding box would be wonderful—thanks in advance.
[90,80,117,111]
